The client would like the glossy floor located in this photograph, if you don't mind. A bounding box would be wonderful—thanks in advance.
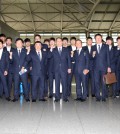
[0,95,120,134]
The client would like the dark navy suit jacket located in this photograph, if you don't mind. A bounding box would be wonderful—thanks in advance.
[73,49,89,74]
[26,49,48,76]
[51,47,71,74]
[10,48,28,75]
[0,49,9,73]
[91,44,110,72]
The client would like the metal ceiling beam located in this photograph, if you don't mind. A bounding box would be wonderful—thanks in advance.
[109,7,120,31]
[27,0,36,32]
[84,0,101,25]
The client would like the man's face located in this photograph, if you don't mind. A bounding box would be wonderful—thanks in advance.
[63,40,68,47]
[56,39,62,47]
[34,36,41,42]
[0,37,6,43]
[25,42,31,47]
[106,40,112,46]
[76,41,82,48]
[6,39,12,46]
[0,42,3,49]
[16,40,23,48]
[44,41,49,46]
[87,39,92,46]
[70,39,76,46]
[95,36,102,44]
[35,43,42,51]
[50,40,55,48]
[117,39,120,46]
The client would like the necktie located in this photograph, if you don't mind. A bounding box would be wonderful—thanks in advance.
[18,50,21,57]
[98,45,100,53]
[38,52,41,61]
[77,50,79,55]
[59,48,61,55]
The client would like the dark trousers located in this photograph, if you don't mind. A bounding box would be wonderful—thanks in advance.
[75,72,87,99]
[94,70,106,99]
[55,69,67,100]
[48,72,54,96]
[31,74,45,100]
[0,72,9,98]
[14,73,29,100]
[67,63,75,96]
[86,70,95,96]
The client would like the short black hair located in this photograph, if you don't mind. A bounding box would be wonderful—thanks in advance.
[70,37,76,41]
[0,39,3,44]
[44,39,49,43]
[49,37,55,42]
[35,41,42,45]
[0,34,6,38]
[116,36,120,41]
[94,33,102,38]
[24,38,31,43]
[62,37,68,42]
[56,37,62,41]
[34,34,41,39]
[106,36,113,41]
[15,38,24,44]
[76,39,82,44]
[87,36,92,40]
[6,37,12,41]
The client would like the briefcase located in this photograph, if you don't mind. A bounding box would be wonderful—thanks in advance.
[104,73,117,85]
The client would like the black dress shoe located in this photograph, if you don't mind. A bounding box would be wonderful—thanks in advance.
[81,99,86,102]
[39,99,47,101]
[92,95,95,97]
[63,99,69,102]
[32,99,36,102]
[49,95,53,98]
[102,99,106,102]
[12,99,18,102]
[87,95,89,97]
[54,99,60,102]
[6,97,11,101]
[74,98,81,101]
[96,98,101,102]
[26,99,30,102]
[0,96,2,99]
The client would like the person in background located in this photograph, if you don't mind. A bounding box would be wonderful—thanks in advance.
[0,34,7,47]
[44,39,50,48]
[62,37,68,48]
[91,34,111,102]
[115,37,120,97]
[0,39,10,101]
[67,37,76,97]
[83,37,95,97]
[51,37,71,102]
[6,37,15,98]
[106,36,117,98]
[74,39,89,102]
[47,37,56,98]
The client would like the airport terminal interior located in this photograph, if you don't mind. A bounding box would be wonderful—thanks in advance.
[0,0,120,134]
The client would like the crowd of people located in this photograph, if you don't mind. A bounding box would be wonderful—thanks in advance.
[0,33,120,102]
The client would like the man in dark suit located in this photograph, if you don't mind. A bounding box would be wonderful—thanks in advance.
[0,39,10,101]
[106,36,117,98]
[51,37,71,102]
[67,37,76,97]
[26,41,48,102]
[47,37,55,98]
[62,37,68,48]
[73,39,89,102]
[6,37,15,97]
[115,37,120,97]
[83,37,95,97]
[91,34,111,102]
[9,38,30,102]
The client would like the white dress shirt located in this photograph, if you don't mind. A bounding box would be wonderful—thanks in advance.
[88,46,91,53]
[0,49,3,60]
[6,46,11,52]
[71,45,76,51]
